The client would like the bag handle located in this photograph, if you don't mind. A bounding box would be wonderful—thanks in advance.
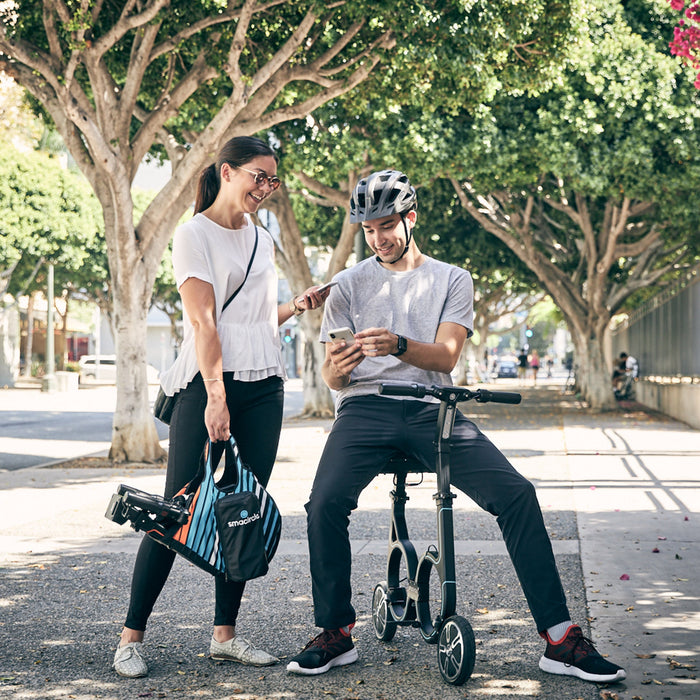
[205,437,245,492]
[221,226,259,314]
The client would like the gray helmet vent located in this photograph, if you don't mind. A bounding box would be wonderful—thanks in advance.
[350,170,417,223]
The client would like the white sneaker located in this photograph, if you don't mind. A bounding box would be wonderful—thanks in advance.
[113,642,148,678]
[210,636,278,666]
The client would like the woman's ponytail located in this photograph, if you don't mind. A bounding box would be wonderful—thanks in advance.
[194,163,219,214]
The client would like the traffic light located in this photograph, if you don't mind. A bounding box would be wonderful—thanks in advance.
[525,326,533,338]
[283,328,293,343]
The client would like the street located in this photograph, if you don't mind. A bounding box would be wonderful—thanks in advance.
[0,381,305,471]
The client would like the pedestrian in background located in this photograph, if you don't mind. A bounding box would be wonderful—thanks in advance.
[112,136,330,679]
[517,347,528,381]
[530,349,540,384]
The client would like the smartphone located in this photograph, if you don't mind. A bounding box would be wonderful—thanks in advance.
[328,327,355,345]
[316,281,338,293]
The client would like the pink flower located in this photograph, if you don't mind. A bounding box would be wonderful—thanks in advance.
[668,0,700,87]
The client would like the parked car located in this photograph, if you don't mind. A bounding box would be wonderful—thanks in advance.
[495,359,518,379]
[79,355,160,384]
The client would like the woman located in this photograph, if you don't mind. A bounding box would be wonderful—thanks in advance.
[113,136,330,678]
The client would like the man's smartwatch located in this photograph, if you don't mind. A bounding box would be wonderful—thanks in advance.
[392,335,407,357]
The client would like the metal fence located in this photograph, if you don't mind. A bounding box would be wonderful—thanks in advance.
[611,265,700,380]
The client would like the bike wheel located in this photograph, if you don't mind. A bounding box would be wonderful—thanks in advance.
[371,582,397,642]
[437,615,475,686]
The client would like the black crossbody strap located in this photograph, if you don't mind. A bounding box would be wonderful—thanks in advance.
[221,226,259,314]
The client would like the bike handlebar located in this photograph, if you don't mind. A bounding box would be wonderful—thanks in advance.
[124,490,189,521]
[378,382,427,398]
[474,389,522,405]
[378,382,521,405]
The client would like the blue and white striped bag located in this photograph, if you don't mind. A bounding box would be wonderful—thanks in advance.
[149,437,281,582]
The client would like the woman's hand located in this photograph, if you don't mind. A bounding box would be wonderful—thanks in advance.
[293,283,333,313]
[203,381,231,442]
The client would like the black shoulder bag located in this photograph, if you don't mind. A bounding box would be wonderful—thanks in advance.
[154,227,259,425]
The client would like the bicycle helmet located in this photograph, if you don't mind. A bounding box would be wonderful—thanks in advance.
[349,169,417,223]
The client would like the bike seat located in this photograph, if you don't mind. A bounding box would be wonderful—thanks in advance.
[380,453,425,475]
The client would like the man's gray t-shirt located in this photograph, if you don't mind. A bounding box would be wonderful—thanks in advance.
[320,255,474,407]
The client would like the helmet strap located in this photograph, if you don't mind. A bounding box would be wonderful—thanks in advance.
[375,214,412,265]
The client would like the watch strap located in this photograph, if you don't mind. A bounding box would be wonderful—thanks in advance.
[392,335,407,356]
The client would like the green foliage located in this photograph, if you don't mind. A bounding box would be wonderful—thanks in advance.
[0,143,103,296]
[449,2,700,206]
[444,0,700,305]
[8,0,577,158]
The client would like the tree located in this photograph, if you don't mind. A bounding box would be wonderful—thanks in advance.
[266,0,582,405]
[0,0,399,460]
[235,0,583,415]
[0,0,580,454]
[0,142,103,380]
[447,1,700,409]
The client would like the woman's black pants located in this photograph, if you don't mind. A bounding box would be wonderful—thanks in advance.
[124,374,283,631]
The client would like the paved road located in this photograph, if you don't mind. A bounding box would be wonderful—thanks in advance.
[0,378,698,700]
[0,381,304,471]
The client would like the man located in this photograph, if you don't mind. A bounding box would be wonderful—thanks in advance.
[621,352,639,379]
[614,351,639,398]
[286,170,626,684]
[517,347,529,381]
[613,352,639,389]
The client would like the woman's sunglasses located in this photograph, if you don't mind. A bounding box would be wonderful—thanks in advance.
[238,166,281,191]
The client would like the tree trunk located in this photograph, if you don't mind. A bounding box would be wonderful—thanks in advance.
[454,343,469,385]
[23,293,35,377]
[100,183,167,462]
[108,249,165,462]
[264,187,336,417]
[554,315,615,409]
[0,305,19,386]
[568,325,616,411]
[299,318,334,417]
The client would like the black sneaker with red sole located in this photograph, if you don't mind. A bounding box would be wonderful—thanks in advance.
[539,625,626,683]
[286,628,359,676]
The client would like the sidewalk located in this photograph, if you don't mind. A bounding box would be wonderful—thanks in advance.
[0,379,697,699]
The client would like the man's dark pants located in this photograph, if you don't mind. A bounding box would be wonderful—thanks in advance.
[305,395,570,633]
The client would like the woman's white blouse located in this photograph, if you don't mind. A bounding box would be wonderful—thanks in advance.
[159,213,285,395]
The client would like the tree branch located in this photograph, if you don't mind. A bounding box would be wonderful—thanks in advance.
[293,171,348,208]
[131,52,219,171]
[247,4,318,94]
[91,0,166,60]
[616,227,663,258]
[118,22,162,139]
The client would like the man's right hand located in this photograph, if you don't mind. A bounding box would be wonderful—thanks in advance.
[323,338,364,390]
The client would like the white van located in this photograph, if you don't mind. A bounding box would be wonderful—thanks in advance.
[78,355,160,384]
[79,354,117,383]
